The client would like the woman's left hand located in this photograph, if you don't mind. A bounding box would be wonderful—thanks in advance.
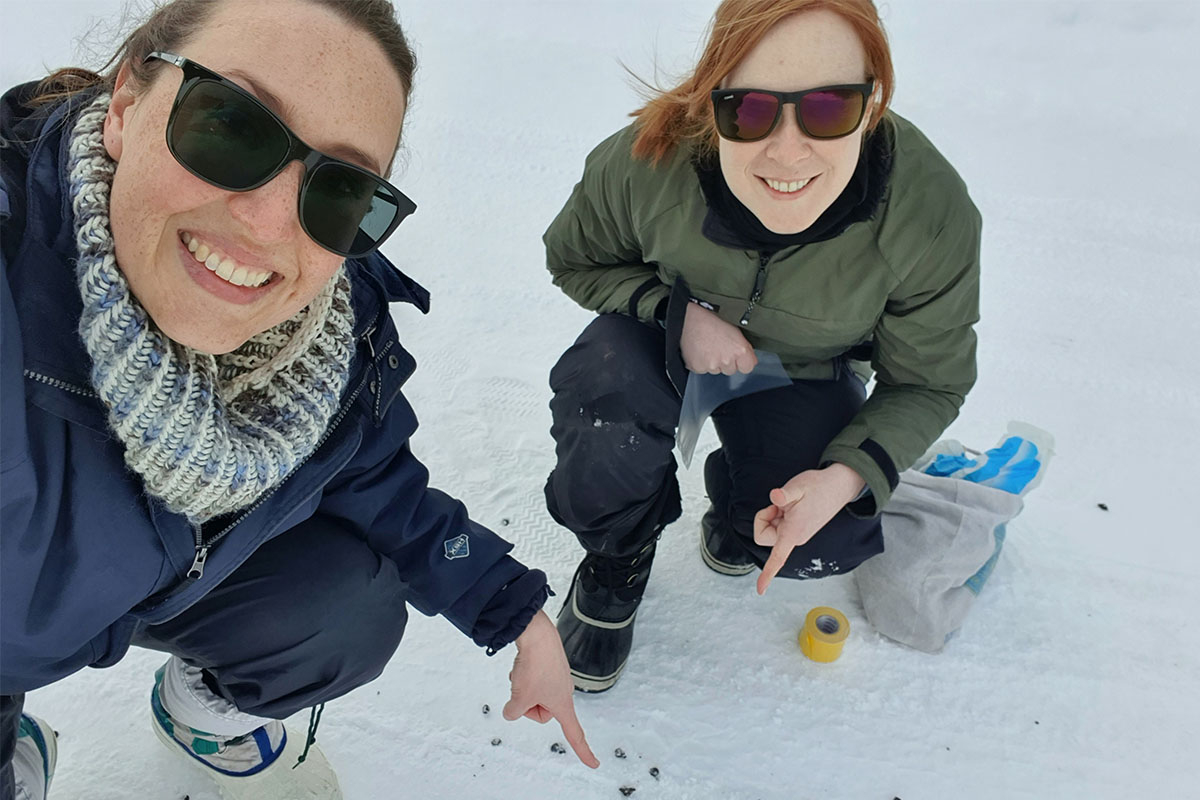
[753,464,866,595]
[503,610,600,768]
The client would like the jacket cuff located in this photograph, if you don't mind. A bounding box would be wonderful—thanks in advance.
[466,564,552,655]
[822,439,900,517]
[663,276,693,394]
[626,280,671,323]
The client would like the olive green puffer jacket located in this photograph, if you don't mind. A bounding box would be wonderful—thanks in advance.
[544,112,981,514]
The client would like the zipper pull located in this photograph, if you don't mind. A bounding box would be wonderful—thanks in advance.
[187,546,210,580]
[740,265,769,326]
[362,325,377,360]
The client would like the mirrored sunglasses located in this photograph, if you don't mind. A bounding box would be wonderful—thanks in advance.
[710,82,874,142]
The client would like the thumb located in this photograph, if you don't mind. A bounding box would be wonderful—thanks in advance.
[502,692,526,721]
[771,484,804,508]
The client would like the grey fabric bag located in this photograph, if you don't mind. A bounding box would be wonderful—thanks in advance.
[854,469,1025,653]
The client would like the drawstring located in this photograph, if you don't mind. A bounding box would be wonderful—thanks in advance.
[292,703,325,769]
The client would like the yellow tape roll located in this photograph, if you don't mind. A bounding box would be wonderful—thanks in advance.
[798,606,850,663]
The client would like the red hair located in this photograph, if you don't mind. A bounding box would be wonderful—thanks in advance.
[630,0,894,163]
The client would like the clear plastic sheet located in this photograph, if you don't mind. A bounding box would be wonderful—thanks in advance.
[675,350,793,467]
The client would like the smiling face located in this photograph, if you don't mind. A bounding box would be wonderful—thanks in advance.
[717,9,873,234]
[102,0,406,354]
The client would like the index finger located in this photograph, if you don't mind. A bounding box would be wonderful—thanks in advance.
[756,537,795,596]
[556,705,600,768]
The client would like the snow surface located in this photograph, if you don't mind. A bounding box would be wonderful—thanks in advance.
[4,1,1200,798]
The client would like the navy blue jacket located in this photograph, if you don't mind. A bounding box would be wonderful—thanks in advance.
[0,84,548,694]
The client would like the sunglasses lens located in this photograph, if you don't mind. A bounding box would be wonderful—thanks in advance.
[169,80,289,189]
[798,89,866,138]
[715,91,780,141]
[302,163,411,256]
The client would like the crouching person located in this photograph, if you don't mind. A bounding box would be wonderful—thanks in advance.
[544,0,982,692]
[0,1,598,798]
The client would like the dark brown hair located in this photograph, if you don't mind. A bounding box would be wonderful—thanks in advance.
[630,0,894,164]
[30,0,416,114]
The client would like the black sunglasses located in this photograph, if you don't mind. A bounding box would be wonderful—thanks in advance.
[710,82,874,142]
[145,51,415,258]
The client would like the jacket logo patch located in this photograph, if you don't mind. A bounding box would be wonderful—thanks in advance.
[444,533,470,560]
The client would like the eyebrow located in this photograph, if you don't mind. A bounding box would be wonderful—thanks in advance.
[225,69,384,175]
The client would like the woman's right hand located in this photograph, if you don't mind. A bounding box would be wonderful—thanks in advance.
[680,302,758,375]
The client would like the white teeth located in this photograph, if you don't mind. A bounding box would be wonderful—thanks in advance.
[180,231,274,289]
[765,177,812,193]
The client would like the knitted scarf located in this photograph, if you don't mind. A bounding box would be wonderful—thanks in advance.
[67,94,355,523]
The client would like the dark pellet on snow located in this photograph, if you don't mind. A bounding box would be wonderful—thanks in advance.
[649,767,659,779]
[501,518,511,526]
[482,704,490,715]
[491,738,502,746]
[551,742,566,754]
[614,748,626,759]
[619,788,637,797]
[1098,503,1109,511]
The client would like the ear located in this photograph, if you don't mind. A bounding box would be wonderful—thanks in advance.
[103,60,137,162]
[864,82,879,116]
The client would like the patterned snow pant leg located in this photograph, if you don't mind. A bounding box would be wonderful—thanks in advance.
[133,516,409,720]
[545,314,684,559]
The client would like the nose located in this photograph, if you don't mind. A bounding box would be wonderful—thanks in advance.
[226,161,305,244]
[764,103,813,163]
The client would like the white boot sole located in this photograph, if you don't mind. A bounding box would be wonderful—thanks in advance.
[699,529,756,576]
[151,708,343,800]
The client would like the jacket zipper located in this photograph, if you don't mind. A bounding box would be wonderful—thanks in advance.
[23,370,99,398]
[24,369,217,576]
[184,323,380,580]
[739,252,771,327]
[363,324,388,424]
[186,532,208,579]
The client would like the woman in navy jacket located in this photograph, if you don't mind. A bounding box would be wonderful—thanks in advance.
[0,1,597,798]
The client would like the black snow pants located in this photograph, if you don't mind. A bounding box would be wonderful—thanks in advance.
[544,313,884,576]
[1,520,408,799]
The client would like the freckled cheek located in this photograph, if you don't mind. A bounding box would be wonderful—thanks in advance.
[108,171,161,275]
[291,250,345,297]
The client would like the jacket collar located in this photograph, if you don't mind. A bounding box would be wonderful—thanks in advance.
[5,85,429,387]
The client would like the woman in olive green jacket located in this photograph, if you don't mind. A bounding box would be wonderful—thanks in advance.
[545,0,981,693]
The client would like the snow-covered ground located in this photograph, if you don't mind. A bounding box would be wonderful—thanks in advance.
[4,1,1199,798]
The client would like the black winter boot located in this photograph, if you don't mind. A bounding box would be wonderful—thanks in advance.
[699,505,756,576]
[556,540,657,693]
